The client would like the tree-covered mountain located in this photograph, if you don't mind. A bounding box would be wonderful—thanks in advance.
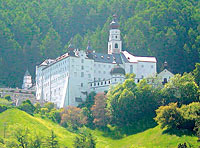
[0,0,199,87]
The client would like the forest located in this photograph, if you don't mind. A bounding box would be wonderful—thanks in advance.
[0,0,199,87]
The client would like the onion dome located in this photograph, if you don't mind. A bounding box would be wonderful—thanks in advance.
[110,14,120,29]
[110,65,125,75]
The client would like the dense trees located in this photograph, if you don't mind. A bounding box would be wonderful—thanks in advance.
[0,0,199,87]
[107,79,158,126]
[155,102,200,133]
[161,73,199,106]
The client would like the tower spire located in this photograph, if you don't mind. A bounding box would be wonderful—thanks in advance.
[108,14,122,54]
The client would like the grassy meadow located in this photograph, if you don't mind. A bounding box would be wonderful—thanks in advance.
[0,109,199,148]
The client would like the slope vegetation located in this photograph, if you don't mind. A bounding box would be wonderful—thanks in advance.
[0,109,199,148]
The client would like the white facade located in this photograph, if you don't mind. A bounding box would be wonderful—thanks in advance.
[22,70,32,90]
[157,69,174,84]
[35,16,157,108]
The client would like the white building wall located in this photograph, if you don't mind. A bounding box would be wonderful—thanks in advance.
[136,62,156,79]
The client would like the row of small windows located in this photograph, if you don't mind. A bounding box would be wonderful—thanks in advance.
[44,60,68,73]
[94,70,106,74]
[94,64,112,68]
[91,81,111,87]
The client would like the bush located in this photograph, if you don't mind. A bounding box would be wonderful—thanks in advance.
[0,104,8,113]
[73,131,96,148]
[48,108,61,123]
[155,102,200,132]
[60,106,87,130]
[44,102,55,112]
[34,102,41,114]
[154,103,184,129]
[161,73,199,106]
[18,100,35,115]
[180,102,200,130]
[4,95,11,101]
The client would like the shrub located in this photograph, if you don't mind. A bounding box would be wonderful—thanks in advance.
[18,100,35,115]
[60,106,87,130]
[73,131,96,148]
[154,103,184,129]
[4,95,11,101]
[48,108,61,123]
[0,104,8,113]
[44,102,55,112]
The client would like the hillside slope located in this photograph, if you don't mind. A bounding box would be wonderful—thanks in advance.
[0,109,199,148]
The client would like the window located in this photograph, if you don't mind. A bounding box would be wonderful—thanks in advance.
[81,72,84,77]
[81,66,84,70]
[81,59,84,63]
[115,43,118,48]
[141,65,144,68]
[101,82,103,85]
[88,74,91,78]
[151,65,154,68]
[75,97,82,102]
[81,83,83,87]
[115,35,117,39]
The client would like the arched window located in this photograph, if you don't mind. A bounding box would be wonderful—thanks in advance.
[115,43,118,48]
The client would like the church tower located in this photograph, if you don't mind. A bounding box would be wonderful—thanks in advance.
[22,69,32,89]
[108,14,122,54]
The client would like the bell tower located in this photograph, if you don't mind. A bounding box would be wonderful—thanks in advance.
[22,69,32,89]
[108,14,122,54]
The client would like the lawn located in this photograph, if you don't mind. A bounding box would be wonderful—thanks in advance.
[0,109,199,148]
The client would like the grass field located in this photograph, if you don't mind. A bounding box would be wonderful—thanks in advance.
[0,109,199,148]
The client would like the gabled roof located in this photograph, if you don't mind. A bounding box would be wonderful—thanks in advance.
[122,51,157,63]
[158,69,174,76]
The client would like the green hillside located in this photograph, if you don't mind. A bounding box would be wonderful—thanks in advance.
[0,109,199,148]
